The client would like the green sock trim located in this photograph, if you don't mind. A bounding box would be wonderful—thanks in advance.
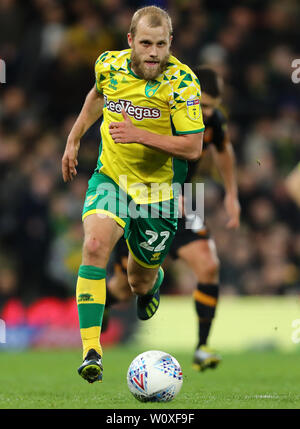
[78,265,106,280]
[148,267,164,295]
[78,303,105,329]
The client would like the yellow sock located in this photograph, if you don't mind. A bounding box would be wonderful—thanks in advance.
[80,326,102,359]
[76,265,106,360]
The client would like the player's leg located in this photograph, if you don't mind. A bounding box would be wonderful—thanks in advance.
[103,197,177,324]
[107,238,132,303]
[77,171,130,382]
[77,213,124,382]
[177,237,221,370]
[103,235,165,328]
[127,253,164,320]
[107,264,132,301]
[125,198,177,320]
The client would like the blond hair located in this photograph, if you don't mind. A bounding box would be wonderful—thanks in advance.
[130,6,173,39]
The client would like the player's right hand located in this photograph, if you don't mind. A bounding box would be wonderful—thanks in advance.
[62,139,80,182]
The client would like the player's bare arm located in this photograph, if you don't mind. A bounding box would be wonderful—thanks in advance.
[109,109,203,161]
[62,86,104,182]
[210,137,240,229]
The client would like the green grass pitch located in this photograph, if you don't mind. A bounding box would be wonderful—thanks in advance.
[0,346,300,409]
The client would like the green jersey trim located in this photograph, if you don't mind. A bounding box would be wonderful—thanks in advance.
[96,121,104,171]
[176,127,205,135]
[126,59,142,80]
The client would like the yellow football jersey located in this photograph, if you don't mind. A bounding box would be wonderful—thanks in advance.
[94,49,205,204]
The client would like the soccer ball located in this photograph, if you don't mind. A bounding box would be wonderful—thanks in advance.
[127,350,183,402]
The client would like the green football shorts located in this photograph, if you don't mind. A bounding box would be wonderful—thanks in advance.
[82,171,179,268]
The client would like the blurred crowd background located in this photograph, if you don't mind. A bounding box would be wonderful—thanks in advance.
[1,0,300,311]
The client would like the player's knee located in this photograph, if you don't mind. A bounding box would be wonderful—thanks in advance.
[203,254,220,280]
[83,235,110,262]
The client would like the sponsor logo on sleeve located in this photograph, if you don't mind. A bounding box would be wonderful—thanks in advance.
[186,98,200,120]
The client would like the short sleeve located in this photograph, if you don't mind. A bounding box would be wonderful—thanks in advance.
[94,51,109,94]
[169,70,205,135]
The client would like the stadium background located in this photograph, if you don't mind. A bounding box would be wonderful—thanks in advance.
[0,0,300,353]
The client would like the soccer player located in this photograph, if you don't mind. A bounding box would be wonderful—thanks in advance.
[61,6,204,383]
[104,66,240,371]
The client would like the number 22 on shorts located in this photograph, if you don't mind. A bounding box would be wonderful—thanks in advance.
[139,230,170,252]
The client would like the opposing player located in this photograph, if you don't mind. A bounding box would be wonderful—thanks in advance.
[104,66,240,371]
[61,6,204,383]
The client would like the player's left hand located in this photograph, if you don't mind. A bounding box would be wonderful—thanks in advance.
[109,110,140,143]
[224,193,240,229]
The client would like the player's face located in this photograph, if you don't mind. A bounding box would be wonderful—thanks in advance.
[201,92,221,122]
[128,17,172,81]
